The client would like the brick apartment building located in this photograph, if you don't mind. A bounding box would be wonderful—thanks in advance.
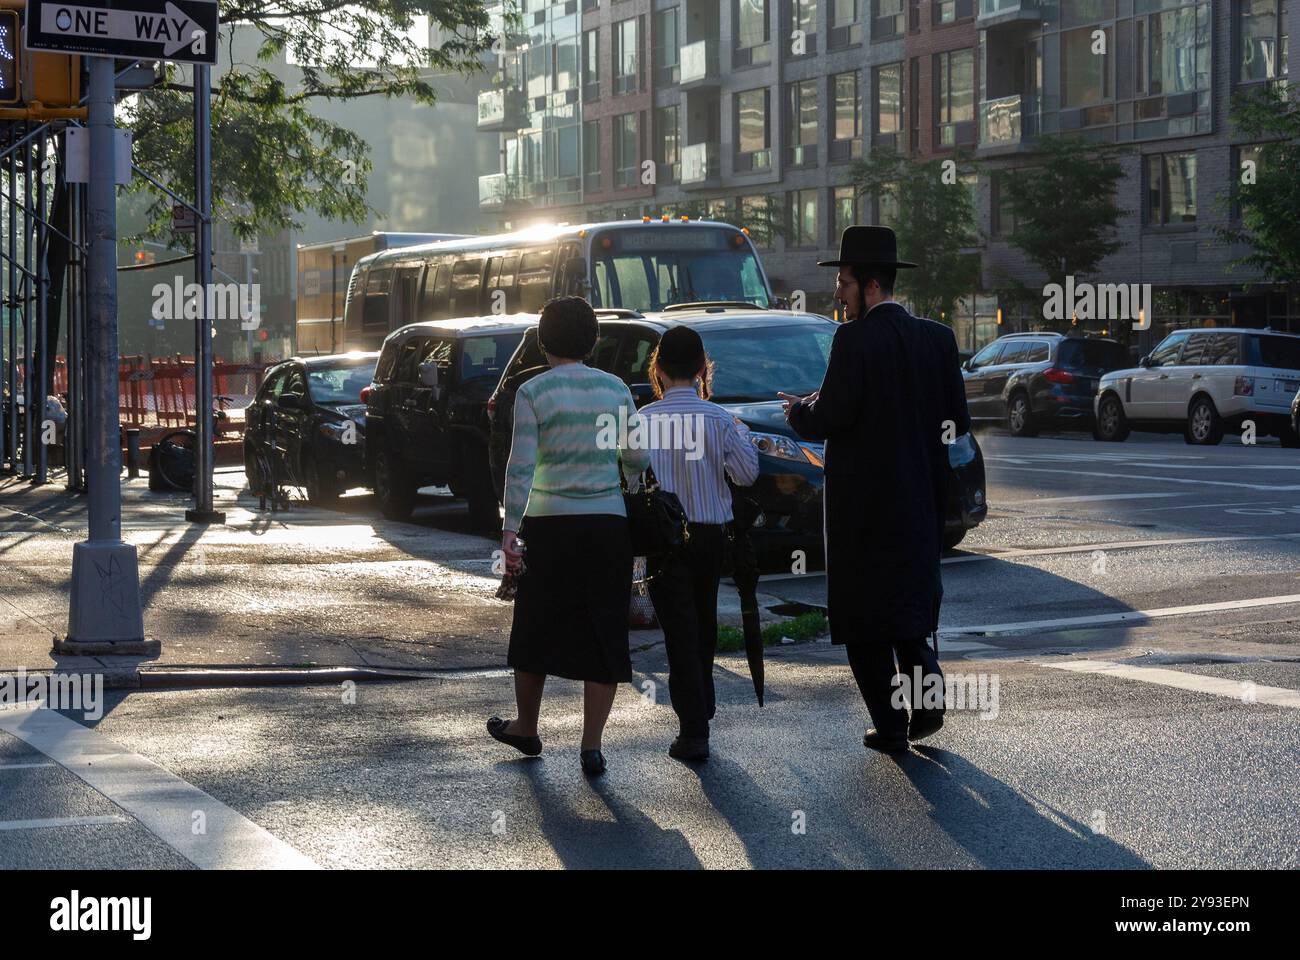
[477,0,1297,352]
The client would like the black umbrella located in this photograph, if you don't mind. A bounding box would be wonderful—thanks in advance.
[742,610,764,707]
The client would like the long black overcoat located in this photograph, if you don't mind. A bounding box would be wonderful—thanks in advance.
[789,301,971,642]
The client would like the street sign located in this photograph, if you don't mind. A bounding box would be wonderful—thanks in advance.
[24,0,218,65]
[172,202,195,232]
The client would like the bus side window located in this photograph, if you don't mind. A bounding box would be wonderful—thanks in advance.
[393,265,422,331]
[343,264,367,334]
[518,247,556,312]
[451,258,484,317]
[362,267,393,330]
[431,262,452,319]
[418,263,441,322]
[487,254,520,313]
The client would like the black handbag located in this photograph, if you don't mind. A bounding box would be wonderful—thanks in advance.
[622,468,690,559]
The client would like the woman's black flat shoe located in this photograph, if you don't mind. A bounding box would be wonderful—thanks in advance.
[580,749,606,777]
[487,716,542,757]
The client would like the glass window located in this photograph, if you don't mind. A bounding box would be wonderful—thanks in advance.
[517,248,556,312]
[832,185,858,242]
[657,105,679,173]
[875,63,902,135]
[583,29,599,96]
[612,331,659,383]
[970,341,1002,368]
[1062,26,1111,107]
[997,340,1030,364]
[793,0,817,43]
[584,119,601,177]
[1178,332,1213,366]
[737,0,769,49]
[877,181,900,227]
[1138,5,1209,96]
[460,334,522,382]
[1060,0,1113,27]
[1205,333,1240,366]
[1146,152,1197,225]
[657,8,680,78]
[614,112,640,186]
[1023,341,1050,364]
[934,49,974,144]
[1247,334,1300,370]
[873,0,904,36]
[554,36,578,92]
[737,88,770,153]
[1149,332,1187,366]
[831,0,861,46]
[615,17,639,91]
[833,71,861,141]
[697,323,837,401]
[362,267,392,329]
[1057,338,1128,371]
[787,81,818,148]
[787,190,818,247]
[1239,0,1289,83]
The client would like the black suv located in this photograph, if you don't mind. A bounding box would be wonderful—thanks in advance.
[962,332,1129,436]
[364,315,535,525]
[488,305,988,560]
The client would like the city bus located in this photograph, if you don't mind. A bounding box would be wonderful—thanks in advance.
[331,219,776,352]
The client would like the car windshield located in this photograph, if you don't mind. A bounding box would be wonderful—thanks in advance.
[307,358,377,405]
[461,333,524,381]
[1248,335,1300,372]
[1057,339,1128,372]
[696,323,835,402]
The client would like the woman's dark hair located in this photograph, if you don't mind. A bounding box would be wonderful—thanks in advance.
[538,296,599,360]
[649,325,713,399]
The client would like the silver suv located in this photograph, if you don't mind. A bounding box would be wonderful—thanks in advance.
[1094,329,1300,446]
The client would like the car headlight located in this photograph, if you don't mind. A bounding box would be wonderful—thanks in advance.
[749,431,808,463]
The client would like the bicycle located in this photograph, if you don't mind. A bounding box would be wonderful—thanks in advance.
[148,395,235,493]
[243,404,297,512]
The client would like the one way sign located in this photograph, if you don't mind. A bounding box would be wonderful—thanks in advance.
[24,0,217,64]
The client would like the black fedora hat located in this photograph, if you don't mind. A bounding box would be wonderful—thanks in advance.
[817,225,917,269]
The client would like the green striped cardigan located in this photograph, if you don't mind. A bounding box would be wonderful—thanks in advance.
[503,362,651,533]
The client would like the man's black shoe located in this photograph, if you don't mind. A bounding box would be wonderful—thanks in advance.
[909,711,944,742]
[668,736,710,761]
[863,729,909,752]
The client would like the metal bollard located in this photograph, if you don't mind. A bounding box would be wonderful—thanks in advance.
[125,428,141,479]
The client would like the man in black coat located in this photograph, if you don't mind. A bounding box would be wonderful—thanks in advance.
[780,226,971,752]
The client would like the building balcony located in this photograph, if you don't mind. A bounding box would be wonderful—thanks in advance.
[979,95,1023,148]
[680,40,720,89]
[477,88,527,131]
[479,173,526,208]
[977,0,1042,28]
[680,142,720,188]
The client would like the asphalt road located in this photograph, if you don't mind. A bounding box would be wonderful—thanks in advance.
[2,427,1298,868]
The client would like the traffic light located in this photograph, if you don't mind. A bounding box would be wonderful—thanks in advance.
[0,10,18,105]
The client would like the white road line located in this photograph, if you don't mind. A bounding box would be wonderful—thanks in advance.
[1034,658,1300,709]
[986,464,1300,492]
[0,706,318,870]
[1001,493,1183,506]
[943,532,1300,564]
[0,814,131,831]
[941,593,1300,636]
[0,761,55,770]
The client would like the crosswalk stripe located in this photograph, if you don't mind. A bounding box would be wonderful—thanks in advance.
[1033,658,1300,709]
[0,814,130,831]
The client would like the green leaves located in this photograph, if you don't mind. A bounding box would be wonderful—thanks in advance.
[124,0,501,245]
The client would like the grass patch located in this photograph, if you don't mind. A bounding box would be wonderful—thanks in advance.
[716,611,829,652]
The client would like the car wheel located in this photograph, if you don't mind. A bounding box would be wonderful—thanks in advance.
[304,451,340,505]
[1185,396,1224,446]
[942,529,967,551]
[1094,394,1130,442]
[373,446,415,521]
[462,442,501,530]
[1279,425,1300,449]
[1007,392,1038,437]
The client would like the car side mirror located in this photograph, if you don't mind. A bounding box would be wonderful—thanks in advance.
[1139,355,1152,368]
[629,382,656,407]
[961,359,972,371]
[563,257,589,295]
[418,361,441,389]
[277,392,304,411]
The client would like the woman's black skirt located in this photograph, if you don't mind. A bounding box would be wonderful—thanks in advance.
[507,513,634,684]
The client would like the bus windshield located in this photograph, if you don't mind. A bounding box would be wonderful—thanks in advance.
[589,227,771,311]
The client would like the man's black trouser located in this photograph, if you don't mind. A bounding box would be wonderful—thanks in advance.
[844,636,944,738]
[647,523,726,739]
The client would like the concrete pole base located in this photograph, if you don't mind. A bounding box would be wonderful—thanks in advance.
[54,636,161,656]
[185,509,226,524]
[67,540,146,645]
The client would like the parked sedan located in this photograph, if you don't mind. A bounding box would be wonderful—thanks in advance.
[243,352,378,503]
[489,305,988,564]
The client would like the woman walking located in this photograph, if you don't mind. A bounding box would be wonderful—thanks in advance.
[488,297,650,777]
[642,326,759,762]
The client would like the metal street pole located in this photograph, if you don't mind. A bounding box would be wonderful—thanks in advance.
[65,56,148,650]
[187,63,223,523]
